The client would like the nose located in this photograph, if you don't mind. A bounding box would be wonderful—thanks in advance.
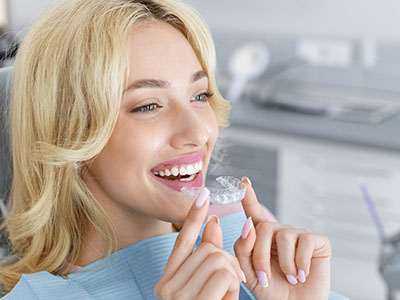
[169,104,211,150]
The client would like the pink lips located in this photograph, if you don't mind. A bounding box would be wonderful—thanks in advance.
[151,151,204,172]
[151,151,205,192]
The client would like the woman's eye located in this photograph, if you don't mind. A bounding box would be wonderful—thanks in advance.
[131,103,162,113]
[191,91,213,103]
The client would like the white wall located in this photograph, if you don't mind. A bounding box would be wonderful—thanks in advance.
[0,0,7,27]
[187,0,400,42]
[6,0,400,42]
[6,0,61,37]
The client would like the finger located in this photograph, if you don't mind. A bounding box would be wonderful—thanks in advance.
[202,215,223,248]
[240,177,267,224]
[170,242,244,291]
[160,188,210,281]
[234,217,257,289]
[198,269,240,300]
[177,251,241,298]
[295,233,331,283]
[251,221,276,286]
[295,233,315,283]
[275,228,308,285]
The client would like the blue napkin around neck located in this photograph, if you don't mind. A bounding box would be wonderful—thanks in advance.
[3,211,349,300]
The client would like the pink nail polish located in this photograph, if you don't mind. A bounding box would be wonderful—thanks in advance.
[298,269,306,283]
[240,269,247,283]
[206,215,219,224]
[241,217,253,239]
[256,270,269,288]
[286,274,298,285]
[195,188,209,208]
[241,176,252,186]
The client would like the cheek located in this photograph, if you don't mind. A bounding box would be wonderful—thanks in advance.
[94,118,166,187]
[207,108,219,147]
[110,120,167,172]
[86,119,169,207]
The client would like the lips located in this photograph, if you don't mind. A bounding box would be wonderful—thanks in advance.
[150,151,205,192]
[151,151,204,172]
[152,170,204,192]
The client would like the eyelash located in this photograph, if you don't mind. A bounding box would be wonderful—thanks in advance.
[190,91,214,103]
[131,91,214,114]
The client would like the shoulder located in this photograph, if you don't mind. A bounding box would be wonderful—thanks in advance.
[2,276,38,299]
[1,271,94,299]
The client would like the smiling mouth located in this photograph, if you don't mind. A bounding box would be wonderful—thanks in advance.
[152,161,203,182]
[154,173,198,181]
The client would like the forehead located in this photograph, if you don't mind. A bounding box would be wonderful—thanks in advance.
[127,21,203,81]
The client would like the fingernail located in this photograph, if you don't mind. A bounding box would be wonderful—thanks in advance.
[206,215,219,225]
[256,270,268,288]
[241,176,252,186]
[241,216,253,239]
[286,274,298,285]
[195,188,210,208]
[298,269,306,283]
[240,269,247,283]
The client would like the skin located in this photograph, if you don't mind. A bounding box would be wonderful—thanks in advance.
[155,179,331,300]
[80,21,219,263]
[82,20,332,299]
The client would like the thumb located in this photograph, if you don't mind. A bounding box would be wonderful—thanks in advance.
[202,215,223,248]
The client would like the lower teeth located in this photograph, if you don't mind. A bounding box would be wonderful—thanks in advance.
[154,172,198,181]
[179,174,196,181]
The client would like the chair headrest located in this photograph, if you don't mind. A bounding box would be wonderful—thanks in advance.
[0,67,13,204]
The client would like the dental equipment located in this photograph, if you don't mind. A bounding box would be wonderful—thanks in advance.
[181,176,246,205]
[359,179,385,242]
[358,179,400,299]
[227,42,269,103]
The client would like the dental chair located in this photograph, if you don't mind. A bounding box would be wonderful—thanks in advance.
[0,66,13,198]
[0,67,13,259]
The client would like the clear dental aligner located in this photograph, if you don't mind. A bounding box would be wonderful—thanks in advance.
[181,176,246,205]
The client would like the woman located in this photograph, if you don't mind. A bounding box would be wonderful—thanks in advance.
[0,0,334,299]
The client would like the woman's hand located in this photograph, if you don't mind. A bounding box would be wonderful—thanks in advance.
[234,178,331,300]
[154,188,245,300]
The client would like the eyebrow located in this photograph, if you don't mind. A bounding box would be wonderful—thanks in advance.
[124,70,208,93]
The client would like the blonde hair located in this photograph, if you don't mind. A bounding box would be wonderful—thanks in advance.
[0,0,230,293]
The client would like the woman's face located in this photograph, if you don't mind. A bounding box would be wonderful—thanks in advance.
[83,21,219,227]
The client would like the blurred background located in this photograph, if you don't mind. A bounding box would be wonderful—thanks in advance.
[1,0,400,299]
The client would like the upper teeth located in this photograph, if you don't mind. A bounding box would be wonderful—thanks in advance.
[153,161,203,177]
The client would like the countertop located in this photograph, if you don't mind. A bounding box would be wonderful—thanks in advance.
[228,98,400,152]
[213,34,400,153]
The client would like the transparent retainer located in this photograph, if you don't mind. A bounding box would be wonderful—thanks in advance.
[181,176,246,205]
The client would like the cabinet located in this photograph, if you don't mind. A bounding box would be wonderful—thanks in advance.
[206,138,277,213]
[227,125,400,300]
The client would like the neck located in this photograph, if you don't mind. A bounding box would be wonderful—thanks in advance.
[76,213,177,267]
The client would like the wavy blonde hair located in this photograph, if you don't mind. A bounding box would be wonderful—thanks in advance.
[0,0,230,293]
